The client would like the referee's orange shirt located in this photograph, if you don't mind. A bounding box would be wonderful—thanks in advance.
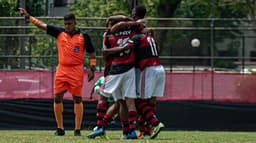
[47,25,95,97]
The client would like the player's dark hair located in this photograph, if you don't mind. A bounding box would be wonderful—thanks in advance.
[135,5,146,19]
[64,13,76,21]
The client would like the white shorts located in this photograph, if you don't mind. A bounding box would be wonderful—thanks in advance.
[135,68,141,97]
[101,67,136,101]
[137,65,166,99]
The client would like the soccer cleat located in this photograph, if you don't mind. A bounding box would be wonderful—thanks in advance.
[137,132,144,138]
[93,126,98,131]
[150,122,165,139]
[92,126,108,139]
[127,130,137,139]
[54,128,65,136]
[87,127,105,139]
[74,130,81,136]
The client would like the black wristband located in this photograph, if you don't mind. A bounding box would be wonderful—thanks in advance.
[25,14,30,21]
[90,66,96,72]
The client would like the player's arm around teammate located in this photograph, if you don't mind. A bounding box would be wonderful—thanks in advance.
[103,22,165,139]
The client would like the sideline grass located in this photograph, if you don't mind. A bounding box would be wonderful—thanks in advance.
[0,130,256,143]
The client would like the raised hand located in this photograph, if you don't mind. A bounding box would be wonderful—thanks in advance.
[18,8,28,17]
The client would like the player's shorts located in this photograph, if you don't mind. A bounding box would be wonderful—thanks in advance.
[137,65,165,99]
[101,67,136,101]
[135,68,141,97]
[54,64,84,97]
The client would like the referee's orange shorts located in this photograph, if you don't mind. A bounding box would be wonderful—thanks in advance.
[54,64,84,97]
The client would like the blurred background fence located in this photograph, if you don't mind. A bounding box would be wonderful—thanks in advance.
[1,17,256,72]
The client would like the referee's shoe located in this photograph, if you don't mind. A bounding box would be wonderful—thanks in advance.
[74,130,81,136]
[54,128,65,136]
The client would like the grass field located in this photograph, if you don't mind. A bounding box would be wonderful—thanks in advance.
[0,130,256,143]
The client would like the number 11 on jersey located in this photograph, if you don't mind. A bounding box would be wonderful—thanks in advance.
[147,37,158,56]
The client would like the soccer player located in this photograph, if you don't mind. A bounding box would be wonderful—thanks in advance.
[102,31,165,139]
[89,76,117,130]
[132,5,147,25]
[132,33,165,139]
[87,15,145,139]
[132,5,156,138]
[18,8,96,136]
[87,16,134,139]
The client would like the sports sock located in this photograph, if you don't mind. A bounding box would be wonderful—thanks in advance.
[103,114,113,127]
[144,122,152,135]
[96,102,107,127]
[121,120,130,135]
[138,100,159,127]
[138,116,146,133]
[128,111,137,132]
[149,102,156,113]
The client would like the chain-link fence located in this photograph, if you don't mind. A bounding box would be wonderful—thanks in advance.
[1,17,256,72]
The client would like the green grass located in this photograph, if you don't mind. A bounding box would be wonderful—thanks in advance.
[0,130,256,143]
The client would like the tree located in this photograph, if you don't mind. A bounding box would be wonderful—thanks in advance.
[0,0,20,68]
[0,0,46,69]
[246,0,256,19]
[126,0,138,12]
[172,0,252,68]
[155,0,182,57]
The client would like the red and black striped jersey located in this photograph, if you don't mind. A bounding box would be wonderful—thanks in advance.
[103,24,144,74]
[126,34,161,70]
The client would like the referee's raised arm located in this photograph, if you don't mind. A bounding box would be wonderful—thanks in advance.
[18,8,47,31]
